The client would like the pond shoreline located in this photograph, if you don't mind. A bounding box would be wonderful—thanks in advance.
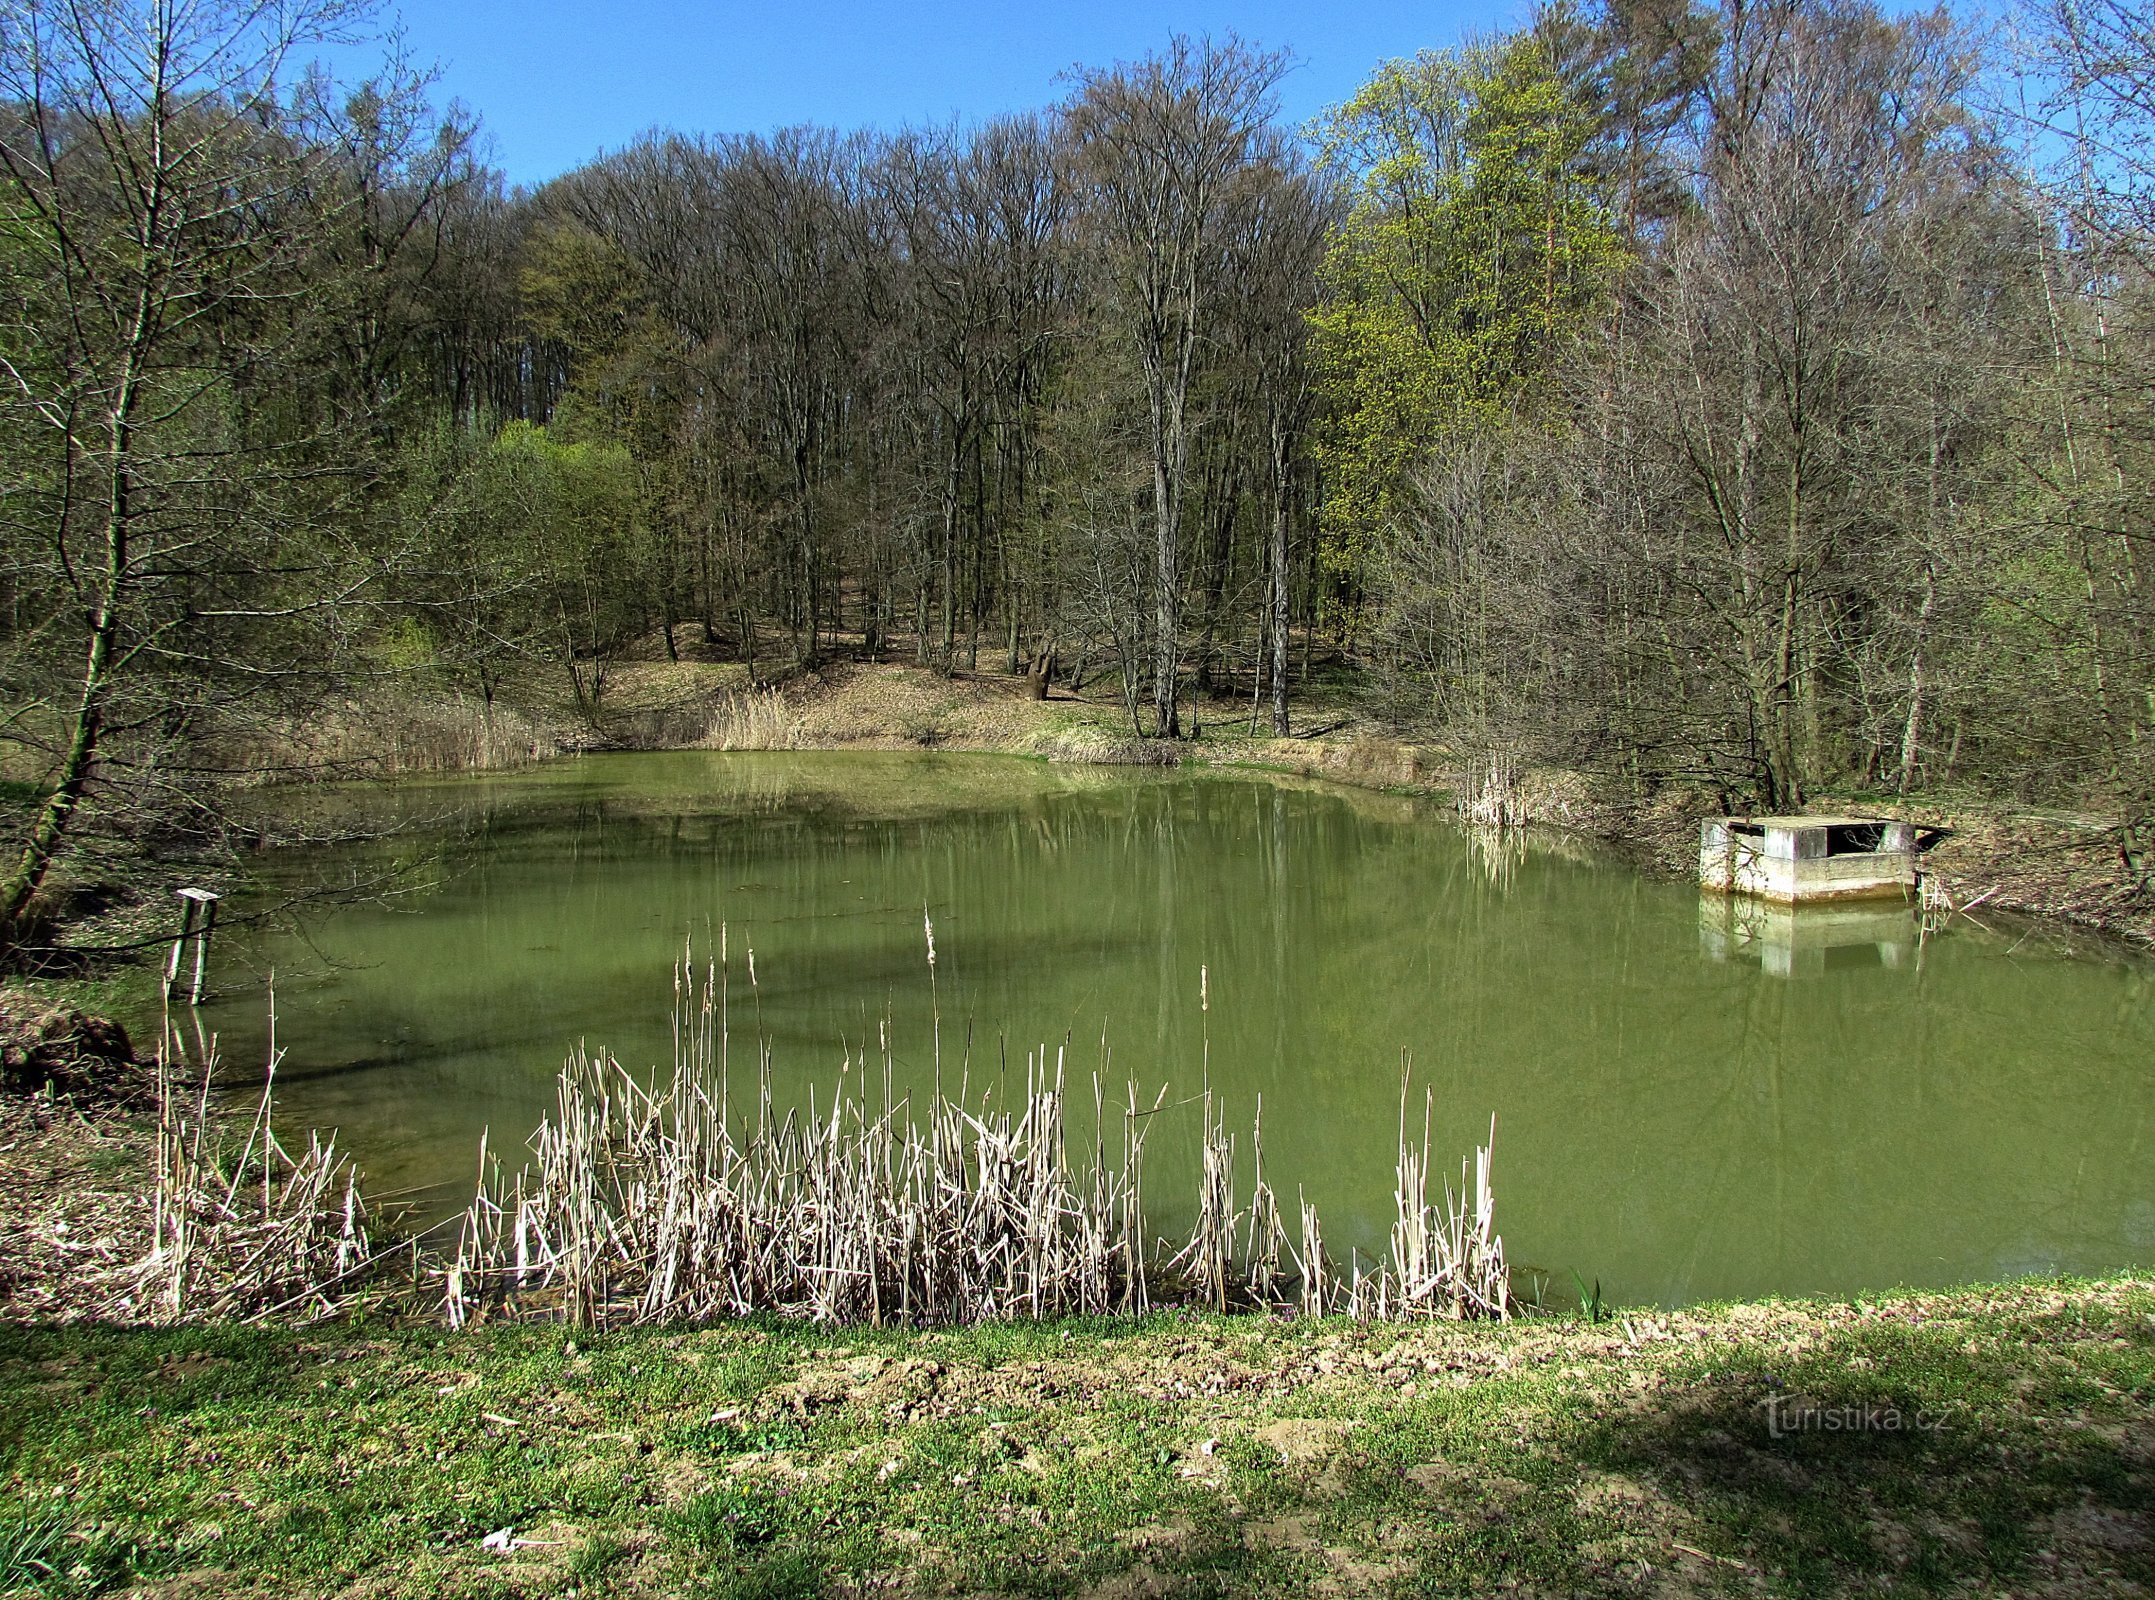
[4,954,2148,1592]
[5,953,2144,1329]
[36,661,2146,977]
[243,657,2155,952]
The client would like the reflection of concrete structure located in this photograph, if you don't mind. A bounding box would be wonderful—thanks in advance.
[1700,815,1937,904]
[1700,894,1918,977]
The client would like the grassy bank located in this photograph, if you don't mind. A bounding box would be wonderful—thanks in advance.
[2,1276,2148,1598]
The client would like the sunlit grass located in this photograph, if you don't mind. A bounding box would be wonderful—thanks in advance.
[0,1276,2147,1597]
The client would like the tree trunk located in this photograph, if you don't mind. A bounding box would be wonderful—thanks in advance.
[1898,560,1935,793]
[1,391,136,948]
[0,622,112,946]
[1767,454,1806,810]
[1152,450,1180,737]
[1269,419,1292,737]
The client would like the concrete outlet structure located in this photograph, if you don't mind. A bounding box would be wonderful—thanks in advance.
[1700,815,1931,904]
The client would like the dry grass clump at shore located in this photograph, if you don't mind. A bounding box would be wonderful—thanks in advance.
[222,694,572,779]
[697,686,805,751]
[1027,723,1181,764]
[113,1019,375,1323]
[5,950,1509,1334]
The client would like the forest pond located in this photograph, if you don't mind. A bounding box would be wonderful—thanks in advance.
[200,751,2154,1308]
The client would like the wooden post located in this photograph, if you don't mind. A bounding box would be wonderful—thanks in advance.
[164,897,197,995]
[167,888,221,1005]
[189,895,218,1006]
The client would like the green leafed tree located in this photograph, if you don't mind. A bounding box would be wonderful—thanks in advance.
[469,421,648,712]
[1309,35,1626,573]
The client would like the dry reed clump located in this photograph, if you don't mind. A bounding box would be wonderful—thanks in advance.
[1154,1074,1507,1324]
[105,1016,374,1323]
[448,957,1158,1329]
[445,943,1510,1330]
[1030,725,1180,766]
[698,687,805,751]
[1307,735,1432,788]
[1455,752,1530,830]
[228,694,563,779]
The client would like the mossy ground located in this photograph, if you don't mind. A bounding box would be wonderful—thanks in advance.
[1,1277,2148,1598]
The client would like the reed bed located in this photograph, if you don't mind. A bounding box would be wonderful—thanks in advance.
[699,686,805,751]
[1455,752,1531,830]
[225,693,562,779]
[109,1017,374,1323]
[446,944,1510,1330]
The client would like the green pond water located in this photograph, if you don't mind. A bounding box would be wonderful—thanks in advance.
[200,751,2155,1308]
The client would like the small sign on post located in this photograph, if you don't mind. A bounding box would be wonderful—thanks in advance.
[166,887,221,1006]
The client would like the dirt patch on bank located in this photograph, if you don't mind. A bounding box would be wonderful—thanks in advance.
[774,660,1172,762]
[1857,799,2155,945]
[0,1095,153,1320]
[0,989,143,1096]
[0,991,157,1318]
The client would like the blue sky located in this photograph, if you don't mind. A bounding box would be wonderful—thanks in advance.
[334,0,1528,187]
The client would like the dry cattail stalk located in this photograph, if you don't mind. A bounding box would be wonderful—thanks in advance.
[445,955,1510,1330]
[111,1011,375,1323]
[1455,751,1529,831]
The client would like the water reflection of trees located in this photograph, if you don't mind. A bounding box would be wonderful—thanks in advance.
[222,756,2155,1304]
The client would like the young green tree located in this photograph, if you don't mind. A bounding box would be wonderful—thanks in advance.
[470,421,647,712]
[1310,36,1625,573]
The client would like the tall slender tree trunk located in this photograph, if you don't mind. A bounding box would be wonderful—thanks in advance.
[1,349,142,948]
[1768,453,1805,811]
[1269,417,1292,737]
[1900,409,1943,792]
[940,450,960,672]
[1148,367,1184,737]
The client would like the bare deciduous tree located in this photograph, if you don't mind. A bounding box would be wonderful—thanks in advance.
[0,0,461,947]
[1066,36,1289,736]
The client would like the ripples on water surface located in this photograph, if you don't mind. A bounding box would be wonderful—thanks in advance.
[203,751,2155,1306]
